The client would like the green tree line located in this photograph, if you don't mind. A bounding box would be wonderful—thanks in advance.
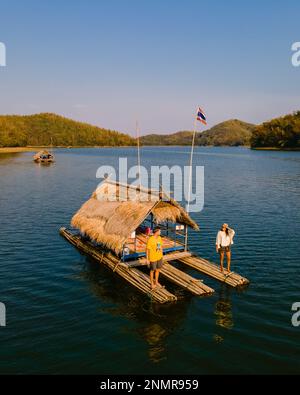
[251,111,300,149]
[140,120,255,146]
[0,113,136,147]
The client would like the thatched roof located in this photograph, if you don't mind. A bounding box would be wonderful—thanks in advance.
[71,179,199,254]
[33,150,51,159]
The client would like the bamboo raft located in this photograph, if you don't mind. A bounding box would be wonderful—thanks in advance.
[60,228,216,303]
[178,255,249,287]
[61,179,249,304]
[125,251,248,288]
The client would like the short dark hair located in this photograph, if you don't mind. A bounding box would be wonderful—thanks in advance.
[153,227,161,233]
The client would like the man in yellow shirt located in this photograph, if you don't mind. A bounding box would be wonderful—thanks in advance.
[146,227,164,290]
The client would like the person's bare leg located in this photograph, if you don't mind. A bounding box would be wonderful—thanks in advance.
[155,269,161,287]
[226,251,231,272]
[150,270,155,289]
[220,251,224,273]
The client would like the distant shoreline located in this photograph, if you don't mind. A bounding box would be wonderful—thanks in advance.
[251,147,300,151]
[1,146,300,154]
[0,146,137,154]
[0,145,249,154]
[0,147,47,154]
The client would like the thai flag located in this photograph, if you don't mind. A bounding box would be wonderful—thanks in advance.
[196,107,207,125]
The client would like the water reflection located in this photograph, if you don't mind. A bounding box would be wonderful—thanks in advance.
[0,152,22,162]
[77,258,192,363]
[214,285,234,343]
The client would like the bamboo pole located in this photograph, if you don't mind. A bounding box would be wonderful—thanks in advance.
[186,115,198,214]
[179,255,249,287]
[136,120,141,189]
[160,263,214,296]
[126,251,192,268]
[196,256,248,284]
[183,257,241,287]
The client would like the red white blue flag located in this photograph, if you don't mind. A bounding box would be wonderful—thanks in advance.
[196,107,207,125]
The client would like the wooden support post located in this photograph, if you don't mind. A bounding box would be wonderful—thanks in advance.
[174,225,177,247]
[121,245,125,262]
[184,225,188,251]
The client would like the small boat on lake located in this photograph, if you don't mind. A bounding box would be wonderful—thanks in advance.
[33,150,55,163]
[60,179,249,303]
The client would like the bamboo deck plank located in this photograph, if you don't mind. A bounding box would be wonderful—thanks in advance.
[126,251,192,268]
[160,263,214,296]
[179,255,249,287]
[60,228,177,304]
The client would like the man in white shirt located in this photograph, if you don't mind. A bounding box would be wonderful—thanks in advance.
[216,223,235,273]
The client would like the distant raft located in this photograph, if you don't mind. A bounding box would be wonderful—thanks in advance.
[33,150,55,163]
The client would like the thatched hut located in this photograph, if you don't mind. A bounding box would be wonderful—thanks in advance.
[33,150,54,163]
[71,179,199,257]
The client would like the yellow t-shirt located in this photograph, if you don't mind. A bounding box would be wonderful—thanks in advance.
[146,235,163,262]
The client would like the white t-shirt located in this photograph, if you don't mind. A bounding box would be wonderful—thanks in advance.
[216,229,235,248]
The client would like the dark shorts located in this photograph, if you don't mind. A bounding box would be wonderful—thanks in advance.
[149,258,163,271]
[219,245,231,253]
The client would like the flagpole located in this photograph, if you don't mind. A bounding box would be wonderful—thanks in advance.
[136,120,141,189]
[187,110,198,214]
[185,109,198,251]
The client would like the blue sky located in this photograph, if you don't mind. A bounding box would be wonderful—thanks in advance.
[0,0,299,135]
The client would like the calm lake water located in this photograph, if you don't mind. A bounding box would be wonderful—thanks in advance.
[0,147,299,374]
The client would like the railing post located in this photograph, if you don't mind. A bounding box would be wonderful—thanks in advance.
[184,225,188,251]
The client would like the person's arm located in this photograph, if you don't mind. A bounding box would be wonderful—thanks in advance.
[229,228,235,243]
[146,239,151,265]
[146,248,150,265]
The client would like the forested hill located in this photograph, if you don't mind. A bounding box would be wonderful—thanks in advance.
[1,111,299,149]
[250,111,300,149]
[196,120,255,146]
[140,131,195,146]
[0,113,135,147]
[140,120,255,146]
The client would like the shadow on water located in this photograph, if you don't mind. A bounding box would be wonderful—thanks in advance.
[76,256,194,364]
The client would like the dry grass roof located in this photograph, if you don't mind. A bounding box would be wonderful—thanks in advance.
[33,150,51,159]
[71,179,199,254]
